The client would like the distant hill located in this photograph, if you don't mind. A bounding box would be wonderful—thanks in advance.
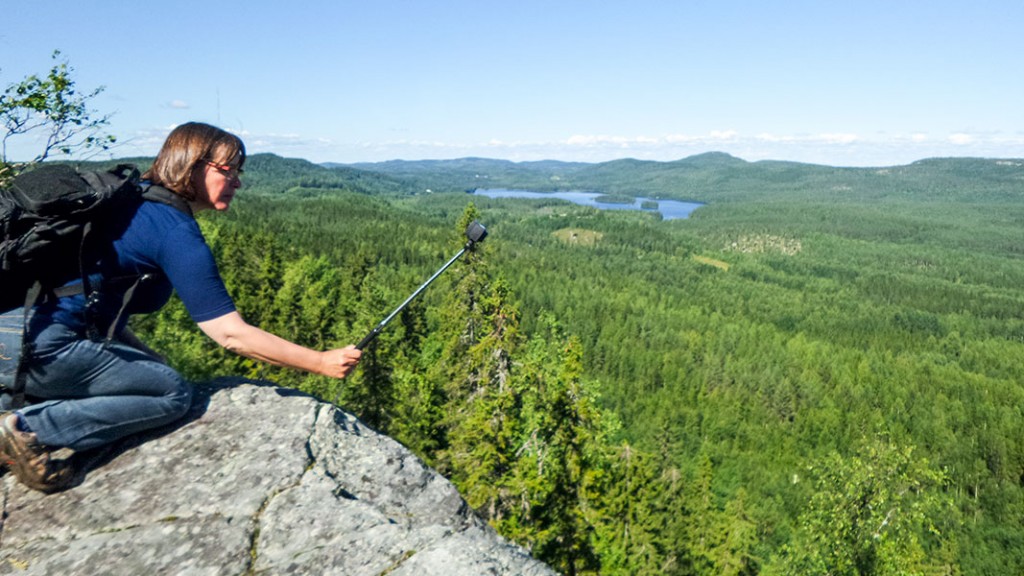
[240,153,411,196]
[328,153,1024,203]
[67,151,1022,204]
[326,157,592,194]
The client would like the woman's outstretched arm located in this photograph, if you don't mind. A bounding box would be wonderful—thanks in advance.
[197,311,361,378]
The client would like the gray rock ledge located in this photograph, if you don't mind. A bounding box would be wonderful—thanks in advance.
[0,379,556,576]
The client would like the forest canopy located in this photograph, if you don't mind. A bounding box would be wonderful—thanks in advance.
[120,151,1024,575]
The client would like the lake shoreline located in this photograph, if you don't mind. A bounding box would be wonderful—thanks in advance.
[472,189,705,220]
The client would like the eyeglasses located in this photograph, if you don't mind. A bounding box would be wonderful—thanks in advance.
[205,161,244,180]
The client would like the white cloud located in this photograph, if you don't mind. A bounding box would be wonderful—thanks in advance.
[249,132,334,151]
[948,133,974,145]
[568,134,703,147]
[755,133,793,143]
[167,100,190,109]
[819,133,858,144]
[665,134,698,143]
[568,134,632,146]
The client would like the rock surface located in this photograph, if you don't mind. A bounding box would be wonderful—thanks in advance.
[0,379,556,575]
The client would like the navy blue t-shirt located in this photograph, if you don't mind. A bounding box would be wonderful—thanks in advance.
[40,197,236,335]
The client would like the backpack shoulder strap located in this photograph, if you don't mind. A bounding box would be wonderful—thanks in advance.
[84,185,189,343]
[141,185,193,217]
[9,282,44,408]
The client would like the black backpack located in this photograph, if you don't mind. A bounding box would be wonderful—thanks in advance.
[0,163,190,407]
[1,163,144,314]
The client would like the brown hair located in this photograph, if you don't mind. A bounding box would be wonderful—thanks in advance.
[142,122,246,201]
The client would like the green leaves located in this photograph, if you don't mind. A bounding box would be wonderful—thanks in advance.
[1,51,115,168]
[766,439,954,576]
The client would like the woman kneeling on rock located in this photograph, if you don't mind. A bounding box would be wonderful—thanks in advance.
[0,122,361,493]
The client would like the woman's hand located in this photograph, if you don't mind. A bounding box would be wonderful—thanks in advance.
[319,346,362,379]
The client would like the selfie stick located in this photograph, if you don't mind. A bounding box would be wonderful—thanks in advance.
[355,220,488,350]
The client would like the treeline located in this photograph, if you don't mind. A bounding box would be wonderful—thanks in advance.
[339,152,1024,204]
[127,154,1024,575]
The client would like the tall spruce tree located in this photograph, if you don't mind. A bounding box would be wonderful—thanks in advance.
[589,443,675,576]
[509,317,605,575]
[444,276,524,519]
[424,205,491,467]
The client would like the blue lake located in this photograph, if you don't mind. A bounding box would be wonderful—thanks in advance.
[473,189,703,220]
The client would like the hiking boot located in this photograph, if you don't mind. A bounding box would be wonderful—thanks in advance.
[0,413,73,493]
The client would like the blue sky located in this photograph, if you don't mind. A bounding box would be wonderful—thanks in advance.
[4,0,1022,167]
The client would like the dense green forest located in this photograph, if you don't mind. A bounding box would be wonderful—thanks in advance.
[119,152,1023,575]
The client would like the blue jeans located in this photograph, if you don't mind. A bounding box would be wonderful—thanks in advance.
[0,310,192,451]
[0,309,25,391]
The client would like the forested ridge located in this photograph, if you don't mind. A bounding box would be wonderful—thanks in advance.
[113,152,1024,575]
